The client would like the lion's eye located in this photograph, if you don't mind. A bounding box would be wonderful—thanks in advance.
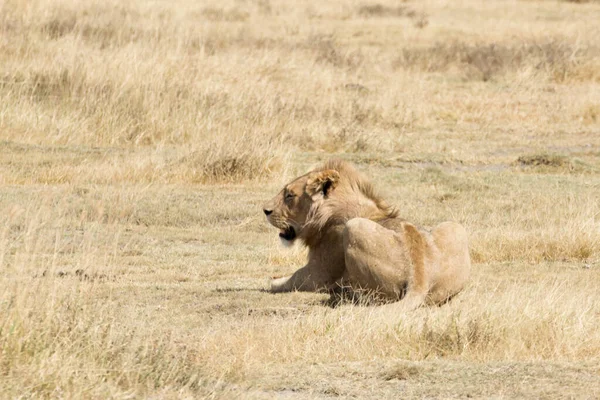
[285,192,295,201]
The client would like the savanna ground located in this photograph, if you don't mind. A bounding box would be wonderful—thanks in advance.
[1,0,600,398]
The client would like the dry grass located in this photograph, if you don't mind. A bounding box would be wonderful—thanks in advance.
[394,40,600,82]
[1,0,600,398]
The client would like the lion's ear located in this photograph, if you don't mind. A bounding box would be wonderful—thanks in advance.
[306,169,340,197]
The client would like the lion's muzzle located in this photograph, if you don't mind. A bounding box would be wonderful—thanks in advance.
[279,226,296,241]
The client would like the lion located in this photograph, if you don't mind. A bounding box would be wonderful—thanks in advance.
[262,159,471,309]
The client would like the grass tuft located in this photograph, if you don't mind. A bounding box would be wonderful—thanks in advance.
[517,153,570,167]
[394,41,600,82]
[381,363,422,381]
[358,4,409,17]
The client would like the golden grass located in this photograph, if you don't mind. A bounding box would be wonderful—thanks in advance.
[394,40,600,82]
[1,0,600,397]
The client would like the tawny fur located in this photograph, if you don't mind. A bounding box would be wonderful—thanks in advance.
[263,160,471,308]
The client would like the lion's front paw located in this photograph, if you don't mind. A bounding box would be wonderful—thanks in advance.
[270,276,291,292]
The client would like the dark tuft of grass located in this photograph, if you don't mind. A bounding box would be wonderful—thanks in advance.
[517,154,569,167]
[180,145,284,183]
[515,153,600,174]
[358,4,409,17]
[310,35,364,69]
[393,41,599,82]
[357,4,428,27]
[381,363,422,381]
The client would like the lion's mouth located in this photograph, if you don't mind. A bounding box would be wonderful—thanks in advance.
[279,226,296,241]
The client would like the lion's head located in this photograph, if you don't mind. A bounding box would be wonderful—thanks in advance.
[263,160,398,247]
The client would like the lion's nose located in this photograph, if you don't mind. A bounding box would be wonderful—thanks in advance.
[263,209,273,216]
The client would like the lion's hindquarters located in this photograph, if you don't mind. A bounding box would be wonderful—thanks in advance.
[343,218,411,299]
[343,219,470,305]
[428,221,471,304]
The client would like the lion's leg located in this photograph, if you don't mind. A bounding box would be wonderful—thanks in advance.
[383,292,427,312]
[343,218,422,302]
[270,275,294,292]
[270,263,334,293]
[343,218,436,311]
[394,222,432,309]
